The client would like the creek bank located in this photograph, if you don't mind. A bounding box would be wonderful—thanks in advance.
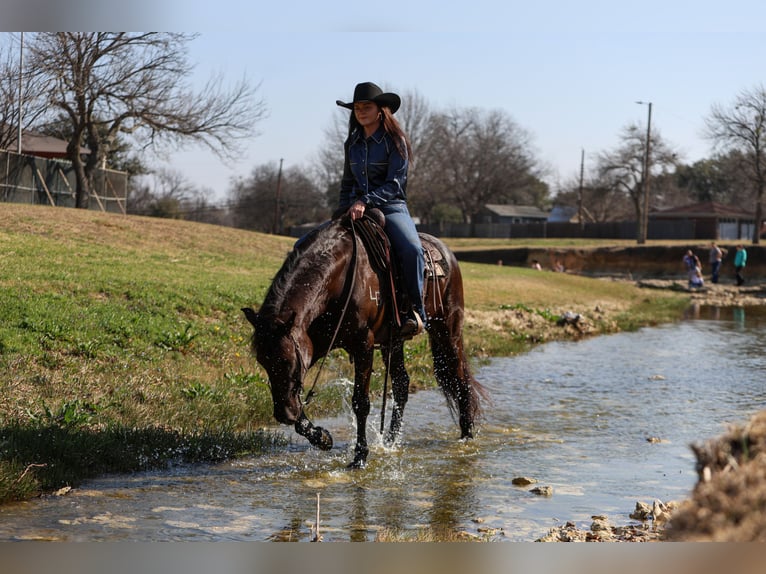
[636,279,766,307]
[455,244,766,280]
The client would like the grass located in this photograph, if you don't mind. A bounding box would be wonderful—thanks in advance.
[0,203,690,503]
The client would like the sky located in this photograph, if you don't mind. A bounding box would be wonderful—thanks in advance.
[6,1,766,202]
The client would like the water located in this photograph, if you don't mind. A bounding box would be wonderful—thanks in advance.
[2,306,765,542]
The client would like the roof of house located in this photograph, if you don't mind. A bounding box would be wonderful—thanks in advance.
[482,204,549,219]
[548,205,579,223]
[4,130,89,159]
[651,201,752,219]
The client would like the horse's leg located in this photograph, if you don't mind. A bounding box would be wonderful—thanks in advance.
[427,317,481,439]
[349,345,374,468]
[294,412,334,451]
[382,341,410,446]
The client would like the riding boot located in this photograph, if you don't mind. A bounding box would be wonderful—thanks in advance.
[400,309,425,339]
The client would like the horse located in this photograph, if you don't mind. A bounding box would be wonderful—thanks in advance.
[242,211,484,468]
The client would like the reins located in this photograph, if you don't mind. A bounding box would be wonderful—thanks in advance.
[303,217,359,406]
[302,215,395,436]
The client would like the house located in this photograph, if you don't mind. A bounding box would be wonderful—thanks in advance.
[547,205,580,223]
[477,204,549,224]
[3,128,90,159]
[14,131,90,159]
[649,201,755,240]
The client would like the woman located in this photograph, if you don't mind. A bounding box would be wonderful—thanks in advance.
[336,82,426,338]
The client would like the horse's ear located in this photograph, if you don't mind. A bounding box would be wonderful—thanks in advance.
[241,307,259,328]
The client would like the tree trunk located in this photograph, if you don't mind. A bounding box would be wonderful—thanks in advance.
[754,190,763,245]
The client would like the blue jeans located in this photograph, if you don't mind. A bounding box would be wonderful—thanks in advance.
[378,202,426,321]
[711,260,721,283]
[294,203,426,321]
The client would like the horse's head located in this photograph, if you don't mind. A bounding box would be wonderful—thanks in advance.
[241,307,308,425]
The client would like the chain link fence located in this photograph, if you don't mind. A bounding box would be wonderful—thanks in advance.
[1,150,127,214]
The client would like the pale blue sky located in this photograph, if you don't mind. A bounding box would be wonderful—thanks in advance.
[6,1,766,201]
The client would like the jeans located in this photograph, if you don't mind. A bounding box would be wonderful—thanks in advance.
[736,265,745,286]
[295,203,426,321]
[378,202,426,321]
[711,260,721,284]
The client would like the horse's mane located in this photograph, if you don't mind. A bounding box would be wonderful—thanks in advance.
[259,220,348,320]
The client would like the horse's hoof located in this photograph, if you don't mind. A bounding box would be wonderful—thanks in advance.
[347,458,367,470]
[312,427,334,451]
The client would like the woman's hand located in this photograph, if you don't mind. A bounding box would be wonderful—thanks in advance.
[348,200,366,221]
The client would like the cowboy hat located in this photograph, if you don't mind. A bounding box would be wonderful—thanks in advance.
[336,82,401,114]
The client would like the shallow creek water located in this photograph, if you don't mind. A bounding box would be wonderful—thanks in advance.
[1,306,764,541]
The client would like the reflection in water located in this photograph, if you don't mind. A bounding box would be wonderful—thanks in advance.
[428,449,479,532]
[0,306,764,541]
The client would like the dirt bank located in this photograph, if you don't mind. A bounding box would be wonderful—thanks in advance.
[456,244,766,280]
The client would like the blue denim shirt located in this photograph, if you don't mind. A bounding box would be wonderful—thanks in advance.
[339,125,408,210]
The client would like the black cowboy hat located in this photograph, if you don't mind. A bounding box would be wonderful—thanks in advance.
[336,82,401,114]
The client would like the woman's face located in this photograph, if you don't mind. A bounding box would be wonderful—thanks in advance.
[354,101,380,131]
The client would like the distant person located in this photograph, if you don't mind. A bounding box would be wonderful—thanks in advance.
[734,244,748,286]
[690,265,704,289]
[708,242,726,284]
[552,259,565,272]
[531,259,542,271]
[682,249,702,288]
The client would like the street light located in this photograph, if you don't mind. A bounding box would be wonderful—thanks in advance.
[636,101,652,244]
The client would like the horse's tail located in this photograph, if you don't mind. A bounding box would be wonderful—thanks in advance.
[430,323,487,423]
[427,247,487,435]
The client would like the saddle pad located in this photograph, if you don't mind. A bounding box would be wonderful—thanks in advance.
[421,236,447,278]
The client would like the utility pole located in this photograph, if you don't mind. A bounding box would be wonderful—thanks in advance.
[636,101,652,244]
[17,32,24,154]
[273,158,284,235]
[578,148,585,233]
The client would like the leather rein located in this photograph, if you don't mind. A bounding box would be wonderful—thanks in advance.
[300,216,395,433]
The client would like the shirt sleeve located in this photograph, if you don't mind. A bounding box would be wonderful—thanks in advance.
[363,138,408,207]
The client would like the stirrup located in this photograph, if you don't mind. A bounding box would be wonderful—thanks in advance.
[399,312,424,339]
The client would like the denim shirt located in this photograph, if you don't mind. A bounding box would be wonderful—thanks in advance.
[338,125,408,210]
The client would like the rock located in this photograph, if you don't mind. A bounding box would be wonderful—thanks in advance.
[630,501,653,520]
[530,485,553,496]
[512,476,537,486]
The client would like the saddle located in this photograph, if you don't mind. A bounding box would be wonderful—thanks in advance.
[340,209,447,326]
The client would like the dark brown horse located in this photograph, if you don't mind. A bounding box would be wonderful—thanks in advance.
[242,213,484,468]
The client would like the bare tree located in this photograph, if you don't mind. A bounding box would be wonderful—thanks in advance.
[596,123,678,239]
[555,173,633,223]
[229,161,327,234]
[705,84,766,244]
[418,107,547,223]
[23,33,266,209]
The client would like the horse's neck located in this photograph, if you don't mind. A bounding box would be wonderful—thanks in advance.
[268,231,352,330]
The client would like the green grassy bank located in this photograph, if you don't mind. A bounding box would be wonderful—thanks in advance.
[0,204,689,503]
